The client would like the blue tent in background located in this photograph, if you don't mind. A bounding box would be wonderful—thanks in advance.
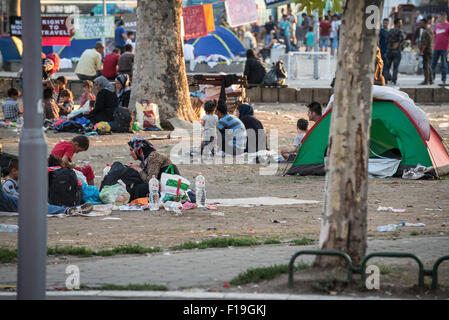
[189,26,246,59]
[42,38,101,59]
[212,26,246,57]
[192,34,235,59]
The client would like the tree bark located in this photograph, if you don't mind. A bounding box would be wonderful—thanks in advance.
[316,0,383,267]
[9,0,20,16]
[129,0,197,129]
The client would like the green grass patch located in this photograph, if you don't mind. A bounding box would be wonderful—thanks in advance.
[171,237,260,251]
[263,239,282,245]
[289,238,316,246]
[230,263,310,286]
[47,245,162,258]
[0,248,17,264]
[97,283,168,291]
[410,231,421,236]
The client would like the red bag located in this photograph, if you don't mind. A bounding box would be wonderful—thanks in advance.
[46,53,60,75]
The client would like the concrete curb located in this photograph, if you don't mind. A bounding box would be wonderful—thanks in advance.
[0,290,398,300]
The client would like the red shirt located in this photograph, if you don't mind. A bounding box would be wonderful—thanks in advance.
[434,22,449,51]
[320,21,332,37]
[51,141,75,162]
[101,53,120,78]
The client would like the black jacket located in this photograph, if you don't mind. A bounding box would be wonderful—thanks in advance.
[244,57,267,85]
[87,89,118,123]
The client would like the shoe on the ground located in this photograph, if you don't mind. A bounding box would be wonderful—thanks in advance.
[66,203,94,216]
[419,81,429,85]
[429,80,434,85]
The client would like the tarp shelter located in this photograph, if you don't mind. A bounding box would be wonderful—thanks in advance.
[0,36,22,62]
[189,26,246,58]
[286,87,449,178]
[42,38,101,59]
[91,4,134,15]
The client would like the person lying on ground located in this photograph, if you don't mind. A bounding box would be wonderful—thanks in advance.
[50,135,95,186]
[235,103,267,154]
[281,118,308,160]
[2,158,19,197]
[84,76,118,124]
[0,184,93,216]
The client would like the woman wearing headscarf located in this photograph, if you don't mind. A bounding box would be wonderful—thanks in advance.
[244,49,267,85]
[84,76,118,124]
[236,103,267,153]
[115,73,131,108]
[128,137,180,183]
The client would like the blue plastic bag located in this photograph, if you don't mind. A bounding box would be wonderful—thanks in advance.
[82,183,102,204]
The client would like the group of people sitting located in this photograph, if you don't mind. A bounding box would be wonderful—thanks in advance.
[198,98,323,161]
[41,72,132,126]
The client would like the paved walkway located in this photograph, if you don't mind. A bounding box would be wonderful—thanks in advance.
[0,236,447,291]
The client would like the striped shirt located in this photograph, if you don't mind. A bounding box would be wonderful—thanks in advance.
[2,98,20,122]
[217,114,247,153]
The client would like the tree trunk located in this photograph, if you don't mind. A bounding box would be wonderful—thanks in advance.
[315,0,383,267]
[129,0,197,129]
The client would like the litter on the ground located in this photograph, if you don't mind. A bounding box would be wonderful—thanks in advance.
[401,222,425,227]
[377,206,407,213]
[118,205,144,211]
[210,211,225,217]
[101,217,121,221]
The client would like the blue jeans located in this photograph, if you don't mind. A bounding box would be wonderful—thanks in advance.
[385,50,402,83]
[431,50,448,82]
[319,36,330,49]
[0,187,67,215]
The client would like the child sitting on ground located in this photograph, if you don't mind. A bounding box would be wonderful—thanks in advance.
[201,100,218,157]
[54,76,70,104]
[79,80,96,110]
[281,118,308,161]
[2,88,23,123]
[50,135,95,185]
[58,89,74,117]
[43,87,59,120]
[2,158,19,197]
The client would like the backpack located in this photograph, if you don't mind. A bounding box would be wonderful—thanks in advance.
[55,120,85,133]
[262,60,288,86]
[111,107,132,133]
[48,168,83,207]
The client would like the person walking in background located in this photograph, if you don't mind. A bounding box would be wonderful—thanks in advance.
[330,14,341,57]
[385,18,405,85]
[279,14,291,53]
[380,18,389,81]
[431,12,449,85]
[419,18,434,85]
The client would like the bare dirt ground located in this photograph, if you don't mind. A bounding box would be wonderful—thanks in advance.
[1,100,449,298]
[1,102,449,251]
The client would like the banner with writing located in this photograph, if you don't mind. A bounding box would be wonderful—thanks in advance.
[183,5,208,40]
[74,16,115,39]
[225,0,258,27]
[9,16,73,37]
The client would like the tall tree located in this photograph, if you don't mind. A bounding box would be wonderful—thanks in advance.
[295,0,383,266]
[129,0,197,129]
[9,0,20,16]
[316,0,383,267]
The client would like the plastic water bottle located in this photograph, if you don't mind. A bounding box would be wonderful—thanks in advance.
[149,175,160,211]
[377,224,399,232]
[195,175,206,207]
[0,224,19,233]
[163,201,183,215]
[102,164,111,179]
[401,222,425,227]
